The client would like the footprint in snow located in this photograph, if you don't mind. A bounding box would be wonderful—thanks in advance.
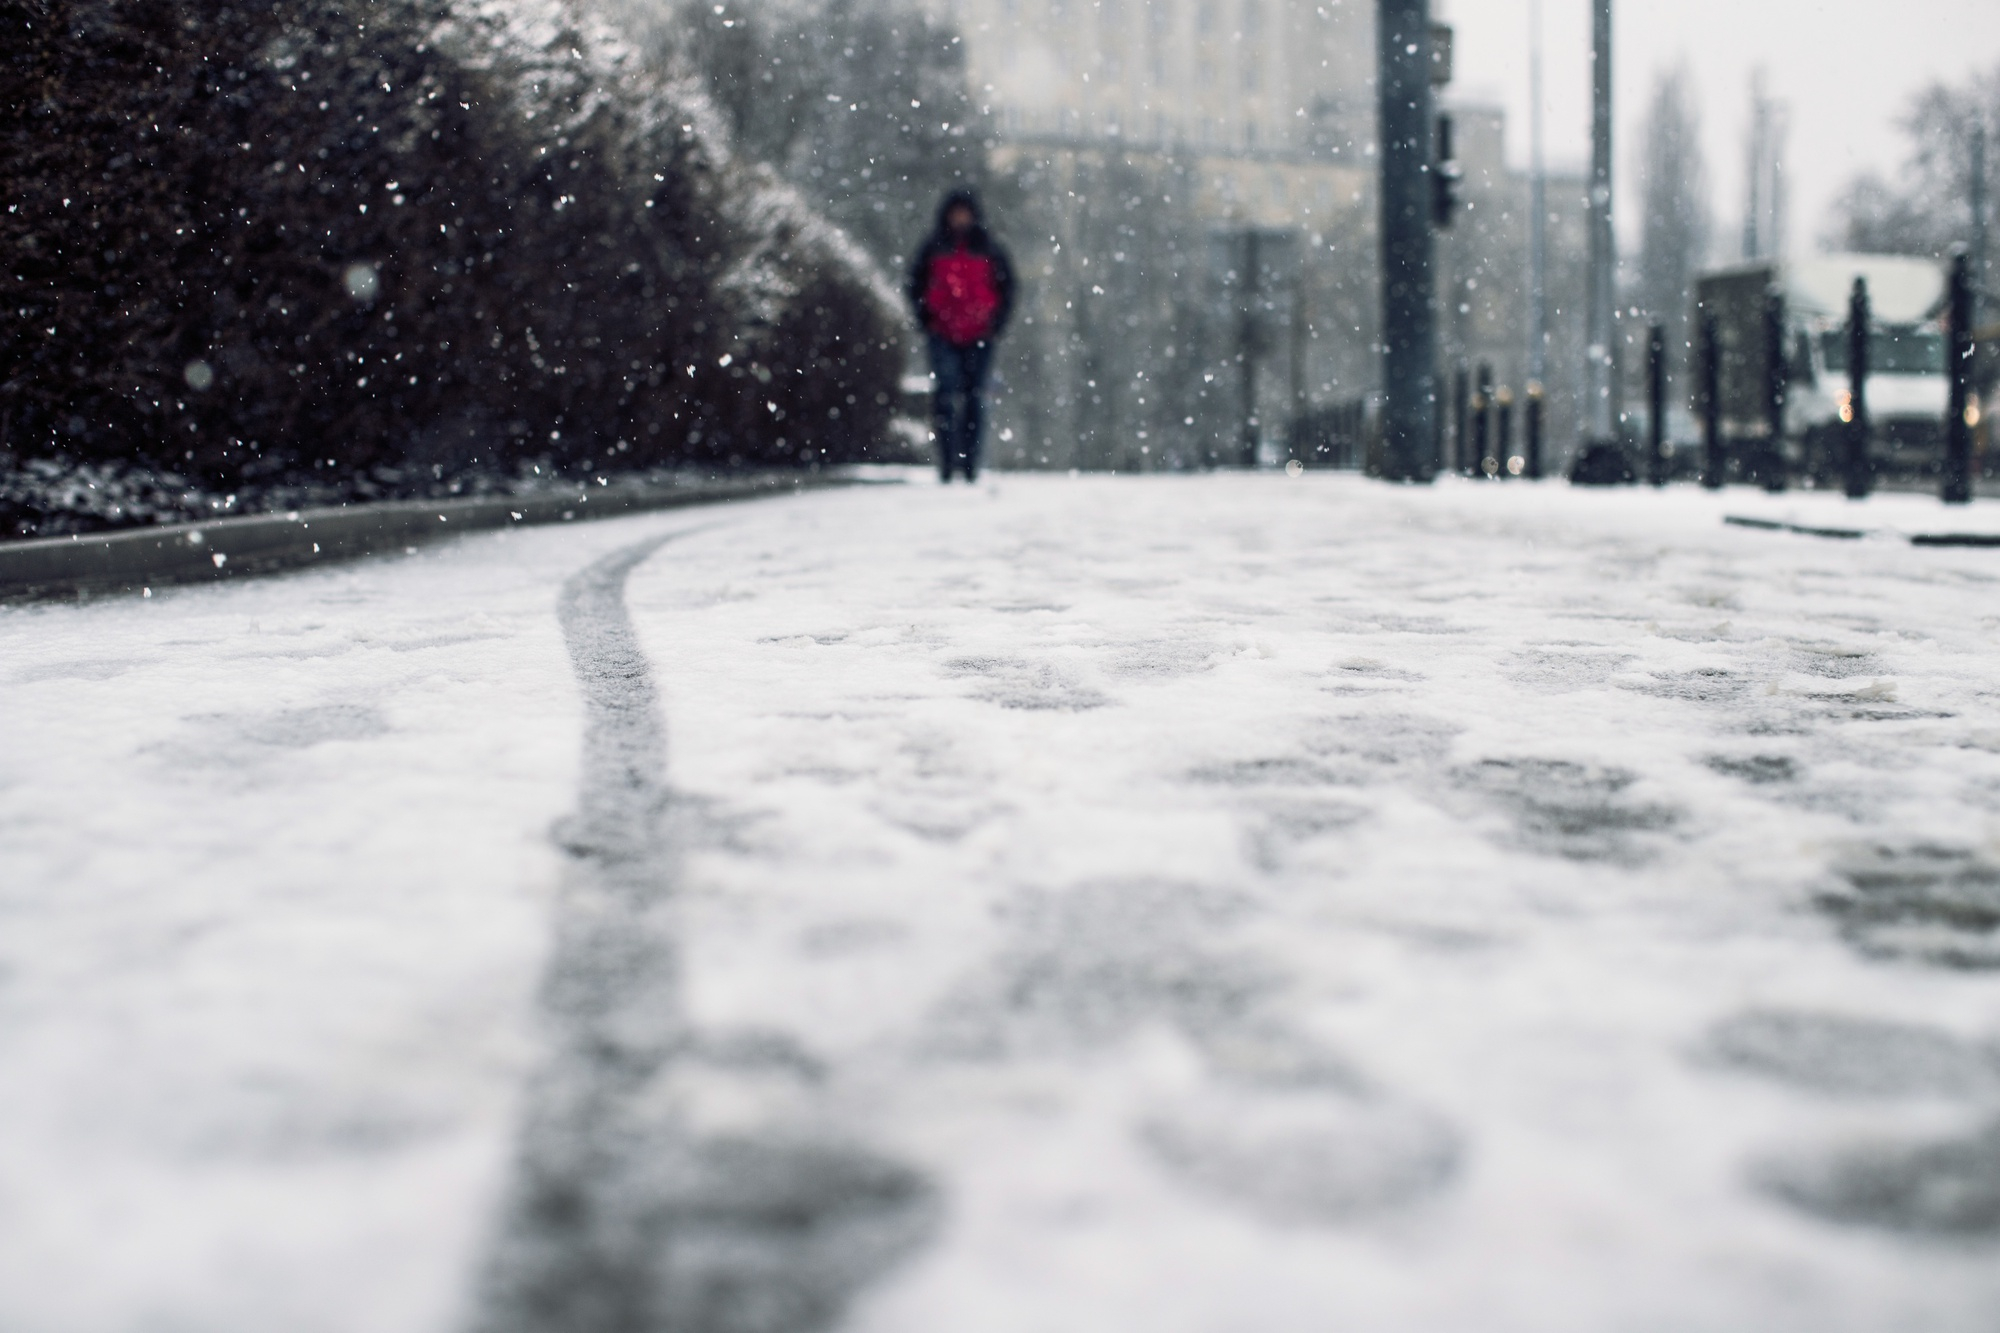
[1703,1008,2000,1099]
[1449,757,1681,865]
[1754,1118,2000,1238]
[1815,842,2000,971]
[920,877,1462,1223]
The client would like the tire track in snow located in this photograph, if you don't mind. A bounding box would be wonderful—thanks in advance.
[472,532,935,1333]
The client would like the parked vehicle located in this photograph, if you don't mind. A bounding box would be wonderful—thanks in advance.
[1695,254,1950,484]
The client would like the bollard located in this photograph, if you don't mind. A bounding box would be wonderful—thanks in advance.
[1647,322,1667,487]
[1945,249,1974,504]
[1453,363,1471,475]
[1497,387,1517,476]
[1472,363,1493,478]
[1239,231,1263,470]
[1525,382,1545,479]
[1844,276,1872,499]
[1700,312,1724,489]
[1761,285,1788,492]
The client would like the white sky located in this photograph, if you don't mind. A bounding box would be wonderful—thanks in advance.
[1438,0,2000,258]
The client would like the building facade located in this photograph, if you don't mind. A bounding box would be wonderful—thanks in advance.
[906,0,1585,473]
[1438,103,1593,474]
[941,0,1373,159]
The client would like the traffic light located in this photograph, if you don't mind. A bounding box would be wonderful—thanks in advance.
[1434,113,1461,229]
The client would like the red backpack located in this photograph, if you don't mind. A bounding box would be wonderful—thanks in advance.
[923,249,1001,346]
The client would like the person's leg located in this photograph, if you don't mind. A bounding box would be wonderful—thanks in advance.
[959,391,981,482]
[928,336,962,481]
[961,341,995,481]
[943,341,983,479]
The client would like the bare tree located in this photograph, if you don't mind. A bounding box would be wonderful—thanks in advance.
[611,0,990,277]
[1637,65,1709,343]
[1824,61,2000,260]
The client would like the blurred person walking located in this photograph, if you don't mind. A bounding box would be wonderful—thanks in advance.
[909,189,1014,482]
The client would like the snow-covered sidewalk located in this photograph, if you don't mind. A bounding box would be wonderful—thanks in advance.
[5,473,2000,1332]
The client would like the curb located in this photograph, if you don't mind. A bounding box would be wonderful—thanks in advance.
[1,471,876,603]
[1724,514,2000,547]
[1909,532,2000,548]
[1722,515,1866,540]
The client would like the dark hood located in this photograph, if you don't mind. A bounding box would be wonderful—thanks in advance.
[934,188,985,238]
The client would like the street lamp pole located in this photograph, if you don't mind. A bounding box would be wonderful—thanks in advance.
[1973,122,1988,338]
[1585,0,1615,445]
[1376,0,1438,481]
[1528,0,1547,393]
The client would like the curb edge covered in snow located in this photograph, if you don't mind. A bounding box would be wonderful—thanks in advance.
[0,472,878,602]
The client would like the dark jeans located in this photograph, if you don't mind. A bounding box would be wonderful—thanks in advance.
[928,334,994,481]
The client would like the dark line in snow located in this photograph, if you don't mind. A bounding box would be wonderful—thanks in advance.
[1726,514,2000,547]
[469,533,935,1333]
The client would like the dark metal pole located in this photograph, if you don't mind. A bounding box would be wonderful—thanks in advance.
[1452,362,1470,474]
[1844,276,1872,499]
[1472,363,1492,477]
[1761,284,1788,492]
[1974,124,1988,341]
[1528,0,1548,393]
[1240,231,1261,469]
[1289,256,1308,443]
[1497,387,1515,477]
[1945,248,1974,504]
[1525,383,1545,479]
[1977,127,1993,478]
[1647,322,1667,486]
[1584,0,1615,443]
[1377,0,1438,481]
[1700,311,1723,489]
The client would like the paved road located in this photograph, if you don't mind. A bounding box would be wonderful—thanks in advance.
[4,474,2000,1331]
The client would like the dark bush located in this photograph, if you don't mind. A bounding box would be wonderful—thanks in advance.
[0,0,907,534]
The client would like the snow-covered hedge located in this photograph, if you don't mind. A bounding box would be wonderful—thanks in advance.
[0,0,906,535]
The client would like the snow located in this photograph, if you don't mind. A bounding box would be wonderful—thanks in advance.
[6,473,2000,1331]
[0,518,641,1332]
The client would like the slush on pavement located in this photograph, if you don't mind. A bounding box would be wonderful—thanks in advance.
[4,474,2000,1331]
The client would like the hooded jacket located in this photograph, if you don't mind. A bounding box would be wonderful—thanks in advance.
[908,189,1015,346]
